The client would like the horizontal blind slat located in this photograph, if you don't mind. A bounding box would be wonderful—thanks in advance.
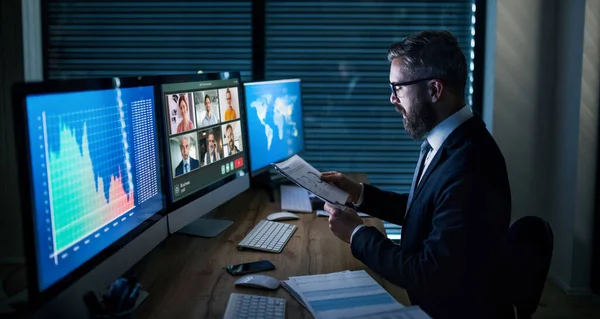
[45,1,253,80]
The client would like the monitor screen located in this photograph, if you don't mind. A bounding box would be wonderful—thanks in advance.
[22,84,164,292]
[161,76,248,202]
[243,78,304,173]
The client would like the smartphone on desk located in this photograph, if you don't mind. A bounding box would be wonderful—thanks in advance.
[224,260,276,276]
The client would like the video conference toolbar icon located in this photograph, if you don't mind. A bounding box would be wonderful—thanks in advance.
[234,158,244,169]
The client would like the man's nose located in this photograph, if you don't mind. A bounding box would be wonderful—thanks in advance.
[390,92,399,104]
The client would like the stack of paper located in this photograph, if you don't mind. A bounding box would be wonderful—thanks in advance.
[280,270,432,319]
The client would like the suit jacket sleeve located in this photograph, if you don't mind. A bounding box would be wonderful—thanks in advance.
[357,184,408,225]
[350,171,477,294]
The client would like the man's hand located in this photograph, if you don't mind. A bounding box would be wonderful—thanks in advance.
[325,202,364,244]
[321,171,362,203]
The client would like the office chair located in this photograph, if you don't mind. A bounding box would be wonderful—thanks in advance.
[506,216,554,319]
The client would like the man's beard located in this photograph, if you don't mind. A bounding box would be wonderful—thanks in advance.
[403,97,436,141]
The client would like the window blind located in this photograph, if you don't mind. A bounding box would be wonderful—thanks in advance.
[264,1,476,240]
[44,0,253,80]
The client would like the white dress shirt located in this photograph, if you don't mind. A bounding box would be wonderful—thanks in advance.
[349,105,474,243]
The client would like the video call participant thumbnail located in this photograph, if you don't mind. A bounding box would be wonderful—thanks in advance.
[220,87,240,122]
[171,133,200,177]
[196,89,220,128]
[167,93,196,134]
[204,128,223,165]
[223,122,243,157]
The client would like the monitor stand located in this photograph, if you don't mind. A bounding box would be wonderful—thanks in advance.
[177,209,234,238]
[251,170,276,203]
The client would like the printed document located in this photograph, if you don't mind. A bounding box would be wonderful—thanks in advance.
[281,270,407,319]
[271,155,348,206]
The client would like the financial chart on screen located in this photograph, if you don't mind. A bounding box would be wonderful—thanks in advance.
[26,86,163,291]
[244,79,304,172]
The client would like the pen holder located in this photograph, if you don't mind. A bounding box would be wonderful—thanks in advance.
[84,277,145,319]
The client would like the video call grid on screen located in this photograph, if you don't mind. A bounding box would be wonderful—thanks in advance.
[162,80,246,202]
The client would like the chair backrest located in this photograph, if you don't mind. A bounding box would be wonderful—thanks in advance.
[506,216,554,319]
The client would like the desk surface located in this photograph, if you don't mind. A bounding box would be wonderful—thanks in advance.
[134,174,409,318]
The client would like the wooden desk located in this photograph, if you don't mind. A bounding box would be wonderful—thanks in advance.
[134,174,409,318]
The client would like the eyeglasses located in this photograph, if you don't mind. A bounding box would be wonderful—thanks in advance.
[389,77,438,99]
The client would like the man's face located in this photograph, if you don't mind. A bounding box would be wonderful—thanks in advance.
[227,128,234,149]
[179,138,190,160]
[389,57,436,140]
[208,134,216,154]
[205,97,211,113]
[226,92,232,107]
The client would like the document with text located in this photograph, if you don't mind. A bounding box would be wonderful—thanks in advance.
[281,270,413,319]
[271,155,348,207]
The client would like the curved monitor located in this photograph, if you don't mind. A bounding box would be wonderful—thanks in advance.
[12,77,168,307]
[159,72,250,236]
[243,78,305,174]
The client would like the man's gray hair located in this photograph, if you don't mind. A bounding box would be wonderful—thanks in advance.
[179,135,190,144]
[387,30,467,95]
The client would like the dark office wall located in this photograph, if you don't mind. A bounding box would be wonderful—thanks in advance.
[0,0,25,261]
[487,0,599,294]
[590,0,600,295]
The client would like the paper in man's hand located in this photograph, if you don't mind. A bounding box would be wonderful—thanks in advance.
[271,155,348,206]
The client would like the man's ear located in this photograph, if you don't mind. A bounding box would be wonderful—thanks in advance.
[428,80,444,103]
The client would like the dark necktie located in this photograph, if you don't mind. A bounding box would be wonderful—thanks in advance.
[407,140,432,212]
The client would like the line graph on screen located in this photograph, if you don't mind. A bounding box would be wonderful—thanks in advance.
[43,103,136,264]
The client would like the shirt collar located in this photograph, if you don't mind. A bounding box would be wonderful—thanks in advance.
[426,105,473,151]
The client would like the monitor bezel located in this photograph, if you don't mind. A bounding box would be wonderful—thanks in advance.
[157,72,251,213]
[242,78,306,175]
[11,76,169,308]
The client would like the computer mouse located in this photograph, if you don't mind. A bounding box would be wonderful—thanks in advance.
[234,274,280,290]
[266,212,299,221]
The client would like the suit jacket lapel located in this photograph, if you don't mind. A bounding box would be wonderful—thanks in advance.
[404,146,446,219]
[401,115,485,219]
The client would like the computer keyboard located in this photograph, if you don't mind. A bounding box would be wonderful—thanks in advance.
[280,185,312,213]
[237,220,297,253]
[223,293,286,319]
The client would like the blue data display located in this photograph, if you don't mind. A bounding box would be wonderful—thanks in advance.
[244,79,304,172]
[25,86,163,291]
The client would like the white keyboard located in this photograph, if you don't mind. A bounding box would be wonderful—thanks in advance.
[223,293,286,319]
[280,185,312,213]
[237,220,297,253]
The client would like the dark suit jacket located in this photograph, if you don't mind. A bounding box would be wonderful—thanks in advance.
[351,117,514,319]
[175,157,200,176]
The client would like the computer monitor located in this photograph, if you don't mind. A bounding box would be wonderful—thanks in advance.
[243,79,305,199]
[159,72,250,237]
[12,76,168,316]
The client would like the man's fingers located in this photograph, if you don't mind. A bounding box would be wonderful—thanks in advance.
[324,203,343,217]
[320,171,341,182]
[323,202,334,214]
